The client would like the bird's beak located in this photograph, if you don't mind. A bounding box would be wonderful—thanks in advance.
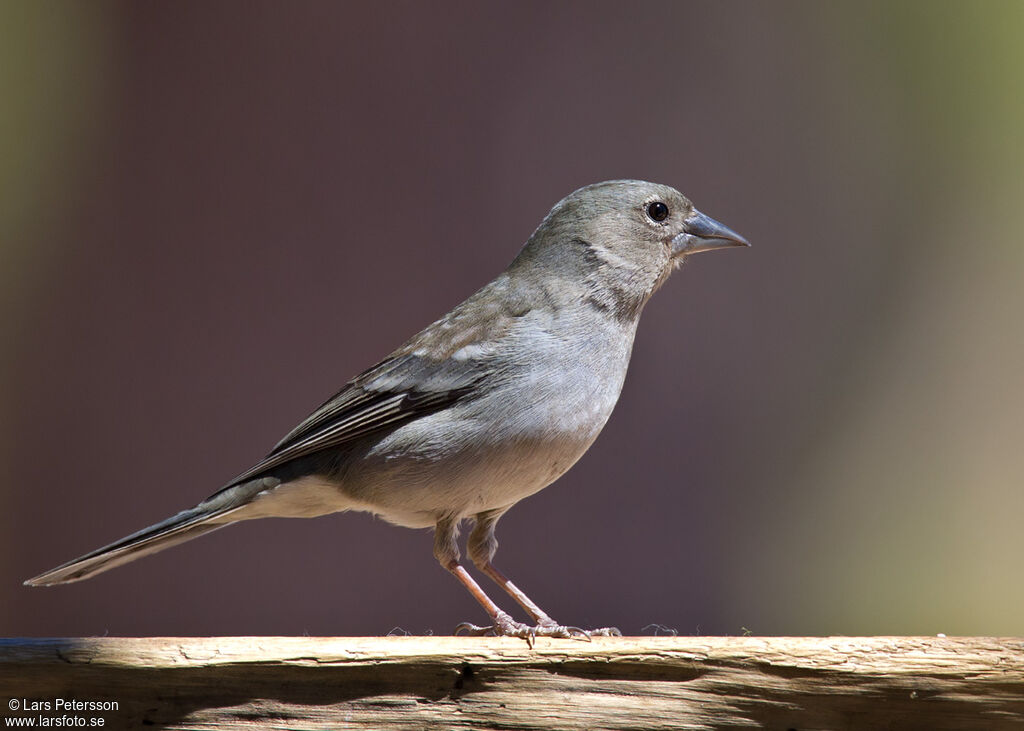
[671,209,750,257]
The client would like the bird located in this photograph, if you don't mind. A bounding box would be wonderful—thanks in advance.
[25,180,748,639]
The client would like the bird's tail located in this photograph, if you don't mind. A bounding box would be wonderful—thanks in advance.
[24,477,277,586]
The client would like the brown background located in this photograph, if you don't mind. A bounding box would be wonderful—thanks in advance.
[4,1,1023,637]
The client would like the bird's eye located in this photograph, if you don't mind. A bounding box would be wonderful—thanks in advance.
[646,201,669,222]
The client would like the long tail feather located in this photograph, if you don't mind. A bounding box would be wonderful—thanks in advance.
[24,477,278,586]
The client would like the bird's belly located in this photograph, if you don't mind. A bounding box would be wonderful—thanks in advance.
[336,360,626,527]
[341,435,595,528]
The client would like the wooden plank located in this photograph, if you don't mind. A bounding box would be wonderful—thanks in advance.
[1,636,1022,729]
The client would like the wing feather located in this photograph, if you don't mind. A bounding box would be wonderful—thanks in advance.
[224,353,489,486]
[225,276,526,487]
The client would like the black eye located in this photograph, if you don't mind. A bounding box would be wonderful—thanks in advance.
[646,201,669,222]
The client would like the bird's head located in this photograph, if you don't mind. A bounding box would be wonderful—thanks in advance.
[513,180,749,320]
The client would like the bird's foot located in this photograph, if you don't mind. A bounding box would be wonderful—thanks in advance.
[455,611,621,645]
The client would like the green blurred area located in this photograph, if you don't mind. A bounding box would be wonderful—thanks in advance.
[733,1,1024,634]
[0,0,113,586]
[0,1,112,307]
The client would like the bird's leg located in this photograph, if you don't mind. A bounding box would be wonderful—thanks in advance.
[465,514,557,626]
[434,515,594,643]
[434,515,527,639]
[465,511,621,639]
[477,561,564,627]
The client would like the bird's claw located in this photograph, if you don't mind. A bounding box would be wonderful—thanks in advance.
[454,613,621,645]
[454,622,493,636]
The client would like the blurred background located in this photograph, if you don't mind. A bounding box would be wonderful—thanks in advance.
[3,1,1022,638]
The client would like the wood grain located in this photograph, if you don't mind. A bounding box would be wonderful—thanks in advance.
[2,636,1022,729]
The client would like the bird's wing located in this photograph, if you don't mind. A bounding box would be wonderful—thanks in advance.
[222,273,529,487]
[225,350,491,486]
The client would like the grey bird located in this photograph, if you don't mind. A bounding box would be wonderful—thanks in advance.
[26,180,748,639]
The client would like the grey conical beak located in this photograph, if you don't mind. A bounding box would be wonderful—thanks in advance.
[671,209,750,256]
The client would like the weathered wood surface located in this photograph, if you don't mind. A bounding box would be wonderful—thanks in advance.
[1,636,1022,730]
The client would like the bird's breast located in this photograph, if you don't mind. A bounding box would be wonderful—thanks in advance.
[336,310,638,524]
